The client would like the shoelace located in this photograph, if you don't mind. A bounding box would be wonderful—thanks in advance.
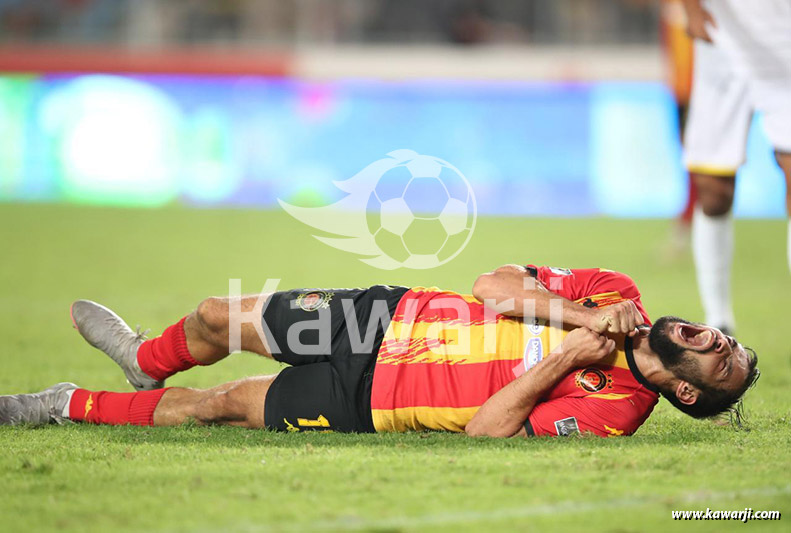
[100,317,149,358]
[134,325,151,341]
[49,411,74,425]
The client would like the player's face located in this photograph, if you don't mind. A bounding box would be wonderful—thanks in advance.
[665,321,752,393]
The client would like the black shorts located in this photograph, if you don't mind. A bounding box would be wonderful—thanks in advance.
[262,285,408,433]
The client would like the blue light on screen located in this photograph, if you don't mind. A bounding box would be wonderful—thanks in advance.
[0,73,784,217]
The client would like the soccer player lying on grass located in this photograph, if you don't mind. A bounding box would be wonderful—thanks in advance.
[0,265,759,437]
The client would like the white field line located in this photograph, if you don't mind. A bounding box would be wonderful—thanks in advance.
[279,484,791,532]
[179,484,789,533]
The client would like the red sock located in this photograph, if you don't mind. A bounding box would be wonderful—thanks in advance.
[136,317,203,381]
[69,388,170,426]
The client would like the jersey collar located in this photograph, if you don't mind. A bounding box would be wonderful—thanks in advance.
[625,336,660,394]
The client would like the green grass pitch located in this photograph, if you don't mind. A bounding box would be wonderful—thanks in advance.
[0,204,788,532]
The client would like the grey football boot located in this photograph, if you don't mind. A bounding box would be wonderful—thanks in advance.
[70,300,164,391]
[0,382,78,425]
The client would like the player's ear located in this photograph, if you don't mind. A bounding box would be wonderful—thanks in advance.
[675,381,699,405]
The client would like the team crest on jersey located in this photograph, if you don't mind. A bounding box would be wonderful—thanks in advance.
[575,368,613,393]
[527,317,545,335]
[522,337,544,371]
[296,290,333,311]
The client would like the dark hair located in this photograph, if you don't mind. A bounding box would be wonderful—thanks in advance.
[660,346,760,421]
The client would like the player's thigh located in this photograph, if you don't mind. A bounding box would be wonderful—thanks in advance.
[231,292,275,355]
[264,362,373,433]
[684,40,752,177]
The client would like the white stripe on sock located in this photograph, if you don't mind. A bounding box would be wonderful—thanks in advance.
[61,388,76,418]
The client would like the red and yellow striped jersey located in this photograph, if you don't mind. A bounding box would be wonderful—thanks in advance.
[370,266,660,437]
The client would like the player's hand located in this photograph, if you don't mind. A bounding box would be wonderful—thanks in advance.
[560,327,616,368]
[586,300,645,337]
[686,2,716,43]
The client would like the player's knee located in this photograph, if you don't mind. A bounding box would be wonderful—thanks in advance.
[693,174,735,217]
[195,297,230,340]
[697,191,733,217]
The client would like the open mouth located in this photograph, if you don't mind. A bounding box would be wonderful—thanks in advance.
[676,323,715,350]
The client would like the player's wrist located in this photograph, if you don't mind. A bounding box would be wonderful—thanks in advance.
[575,306,600,330]
[546,344,582,373]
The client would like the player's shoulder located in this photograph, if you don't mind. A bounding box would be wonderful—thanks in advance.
[528,391,658,438]
[529,264,641,293]
[590,268,640,292]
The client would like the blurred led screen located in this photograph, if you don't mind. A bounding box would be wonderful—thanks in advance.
[0,74,784,217]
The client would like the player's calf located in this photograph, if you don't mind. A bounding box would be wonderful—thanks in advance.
[152,377,273,428]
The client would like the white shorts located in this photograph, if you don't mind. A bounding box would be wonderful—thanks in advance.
[684,0,791,175]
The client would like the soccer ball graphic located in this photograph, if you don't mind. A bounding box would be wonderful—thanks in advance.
[279,150,477,270]
[365,153,476,269]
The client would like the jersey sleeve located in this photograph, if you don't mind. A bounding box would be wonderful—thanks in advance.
[524,395,648,438]
[525,265,650,325]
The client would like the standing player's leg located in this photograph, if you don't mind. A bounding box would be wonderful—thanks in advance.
[775,151,791,272]
[691,172,737,332]
[70,294,275,391]
[0,376,276,428]
[762,84,791,275]
[684,38,751,332]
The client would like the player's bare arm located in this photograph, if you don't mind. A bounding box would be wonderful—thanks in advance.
[466,328,616,438]
[681,0,716,42]
[473,264,644,336]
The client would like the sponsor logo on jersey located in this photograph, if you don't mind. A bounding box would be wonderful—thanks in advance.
[296,290,333,311]
[604,425,624,437]
[575,368,613,393]
[523,337,544,371]
[527,317,545,335]
[548,267,572,276]
[554,416,580,436]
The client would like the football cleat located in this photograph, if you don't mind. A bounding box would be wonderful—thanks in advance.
[70,300,163,391]
[0,382,78,426]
